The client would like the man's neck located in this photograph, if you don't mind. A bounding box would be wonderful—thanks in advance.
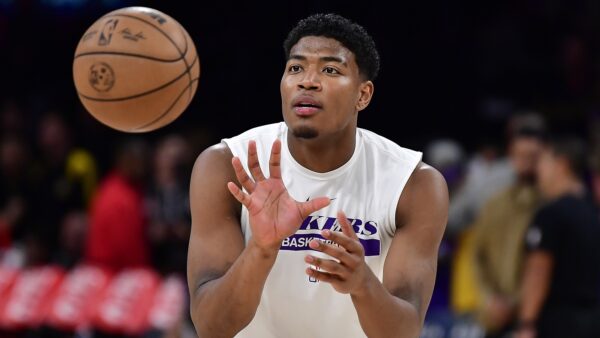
[287,126,356,173]
[546,175,583,200]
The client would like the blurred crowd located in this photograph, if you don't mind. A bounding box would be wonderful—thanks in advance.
[0,100,203,338]
[424,113,600,338]
[0,104,196,275]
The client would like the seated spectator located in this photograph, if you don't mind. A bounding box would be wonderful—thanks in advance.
[85,139,150,272]
[0,135,29,252]
[27,112,97,264]
[146,135,192,276]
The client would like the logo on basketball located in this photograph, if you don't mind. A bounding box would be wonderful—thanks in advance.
[89,62,115,92]
[98,19,119,46]
[120,28,146,42]
[73,7,200,132]
[146,12,167,25]
[81,30,97,42]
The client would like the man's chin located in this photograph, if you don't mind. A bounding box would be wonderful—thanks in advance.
[290,125,319,139]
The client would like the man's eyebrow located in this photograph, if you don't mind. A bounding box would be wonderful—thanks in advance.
[320,56,347,66]
[288,54,307,61]
[288,54,347,66]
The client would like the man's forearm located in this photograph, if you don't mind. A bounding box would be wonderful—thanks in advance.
[351,271,421,338]
[518,252,552,327]
[190,239,278,337]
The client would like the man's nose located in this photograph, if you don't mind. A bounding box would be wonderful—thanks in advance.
[297,71,322,91]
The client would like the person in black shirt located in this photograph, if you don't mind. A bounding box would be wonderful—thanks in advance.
[517,136,600,338]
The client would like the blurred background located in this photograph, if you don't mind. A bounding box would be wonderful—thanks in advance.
[1,0,600,337]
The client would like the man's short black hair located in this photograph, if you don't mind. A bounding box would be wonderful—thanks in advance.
[547,135,586,177]
[283,13,380,81]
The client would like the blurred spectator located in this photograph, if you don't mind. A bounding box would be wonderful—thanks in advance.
[450,116,520,316]
[0,99,26,136]
[471,113,545,337]
[425,139,466,312]
[447,138,513,235]
[517,136,600,338]
[25,112,97,265]
[0,135,30,252]
[146,135,192,276]
[426,139,466,194]
[588,143,600,207]
[85,138,150,272]
[54,211,87,269]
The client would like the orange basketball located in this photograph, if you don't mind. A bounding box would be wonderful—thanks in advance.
[73,7,200,132]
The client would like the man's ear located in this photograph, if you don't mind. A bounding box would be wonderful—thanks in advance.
[357,81,374,112]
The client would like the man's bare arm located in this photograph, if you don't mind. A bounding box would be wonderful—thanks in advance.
[356,163,447,337]
[304,162,448,337]
[187,143,277,338]
[517,251,553,336]
[188,140,330,337]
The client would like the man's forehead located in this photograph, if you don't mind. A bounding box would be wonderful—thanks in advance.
[290,36,353,59]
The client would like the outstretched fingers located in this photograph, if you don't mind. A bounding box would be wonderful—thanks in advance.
[231,156,255,193]
[269,139,282,179]
[298,197,331,219]
[247,140,266,181]
[227,182,252,207]
[337,210,359,241]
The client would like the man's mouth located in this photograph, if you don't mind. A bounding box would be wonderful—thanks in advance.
[292,98,322,116]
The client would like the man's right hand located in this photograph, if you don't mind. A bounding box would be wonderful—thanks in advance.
[227,139,330,252]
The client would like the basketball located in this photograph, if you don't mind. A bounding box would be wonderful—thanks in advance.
[73,7,200,132]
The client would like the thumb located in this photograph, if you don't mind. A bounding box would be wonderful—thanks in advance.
[298,197,330,218]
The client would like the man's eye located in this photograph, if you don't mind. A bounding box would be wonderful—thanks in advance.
[323,67,339,74]
[289,65,301,72]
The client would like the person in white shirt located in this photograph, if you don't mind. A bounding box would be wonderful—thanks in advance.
[187,13,448,338]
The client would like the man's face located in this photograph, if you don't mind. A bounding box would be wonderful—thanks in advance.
[536,147,559,196]
[280,36,372,139]
[509,136,542,181]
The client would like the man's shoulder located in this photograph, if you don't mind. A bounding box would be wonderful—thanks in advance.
[191,143,235,186]
[406,162,447,193]
[395,161,449,230]
[358,127,422,166]
[399,163,448,211]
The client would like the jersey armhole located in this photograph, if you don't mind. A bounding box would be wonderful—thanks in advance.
[387,153,423,235]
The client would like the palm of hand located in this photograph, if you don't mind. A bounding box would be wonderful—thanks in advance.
[246,178,305,247]
[227,139,330,250]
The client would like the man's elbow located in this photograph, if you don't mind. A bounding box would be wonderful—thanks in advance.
[385,298,422,338]
[400,297,426,338]
[190,306,226,338]
[189,297,252,338]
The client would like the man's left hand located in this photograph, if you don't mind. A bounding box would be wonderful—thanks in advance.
[305,210,374,295]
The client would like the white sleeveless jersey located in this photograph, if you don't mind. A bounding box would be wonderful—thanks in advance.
[222,122,422,338]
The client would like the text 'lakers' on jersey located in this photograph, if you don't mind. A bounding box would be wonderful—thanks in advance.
[222,122,422,338]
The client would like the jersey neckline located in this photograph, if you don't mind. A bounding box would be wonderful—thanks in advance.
[281,124,363,181]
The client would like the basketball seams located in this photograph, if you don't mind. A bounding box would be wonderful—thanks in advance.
[99,13,195,103]
[177,25,194,101]
[133,77,200,132]
[74,8,200,132]
[77,54,198,102]
[74,51,183,63]
[99,13,189,58]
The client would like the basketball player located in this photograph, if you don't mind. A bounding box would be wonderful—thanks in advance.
[187,14,448,338]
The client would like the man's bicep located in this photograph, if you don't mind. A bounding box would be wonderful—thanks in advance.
[525,207,560,254]
[187,143,245,295]
[383,163,448,320]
